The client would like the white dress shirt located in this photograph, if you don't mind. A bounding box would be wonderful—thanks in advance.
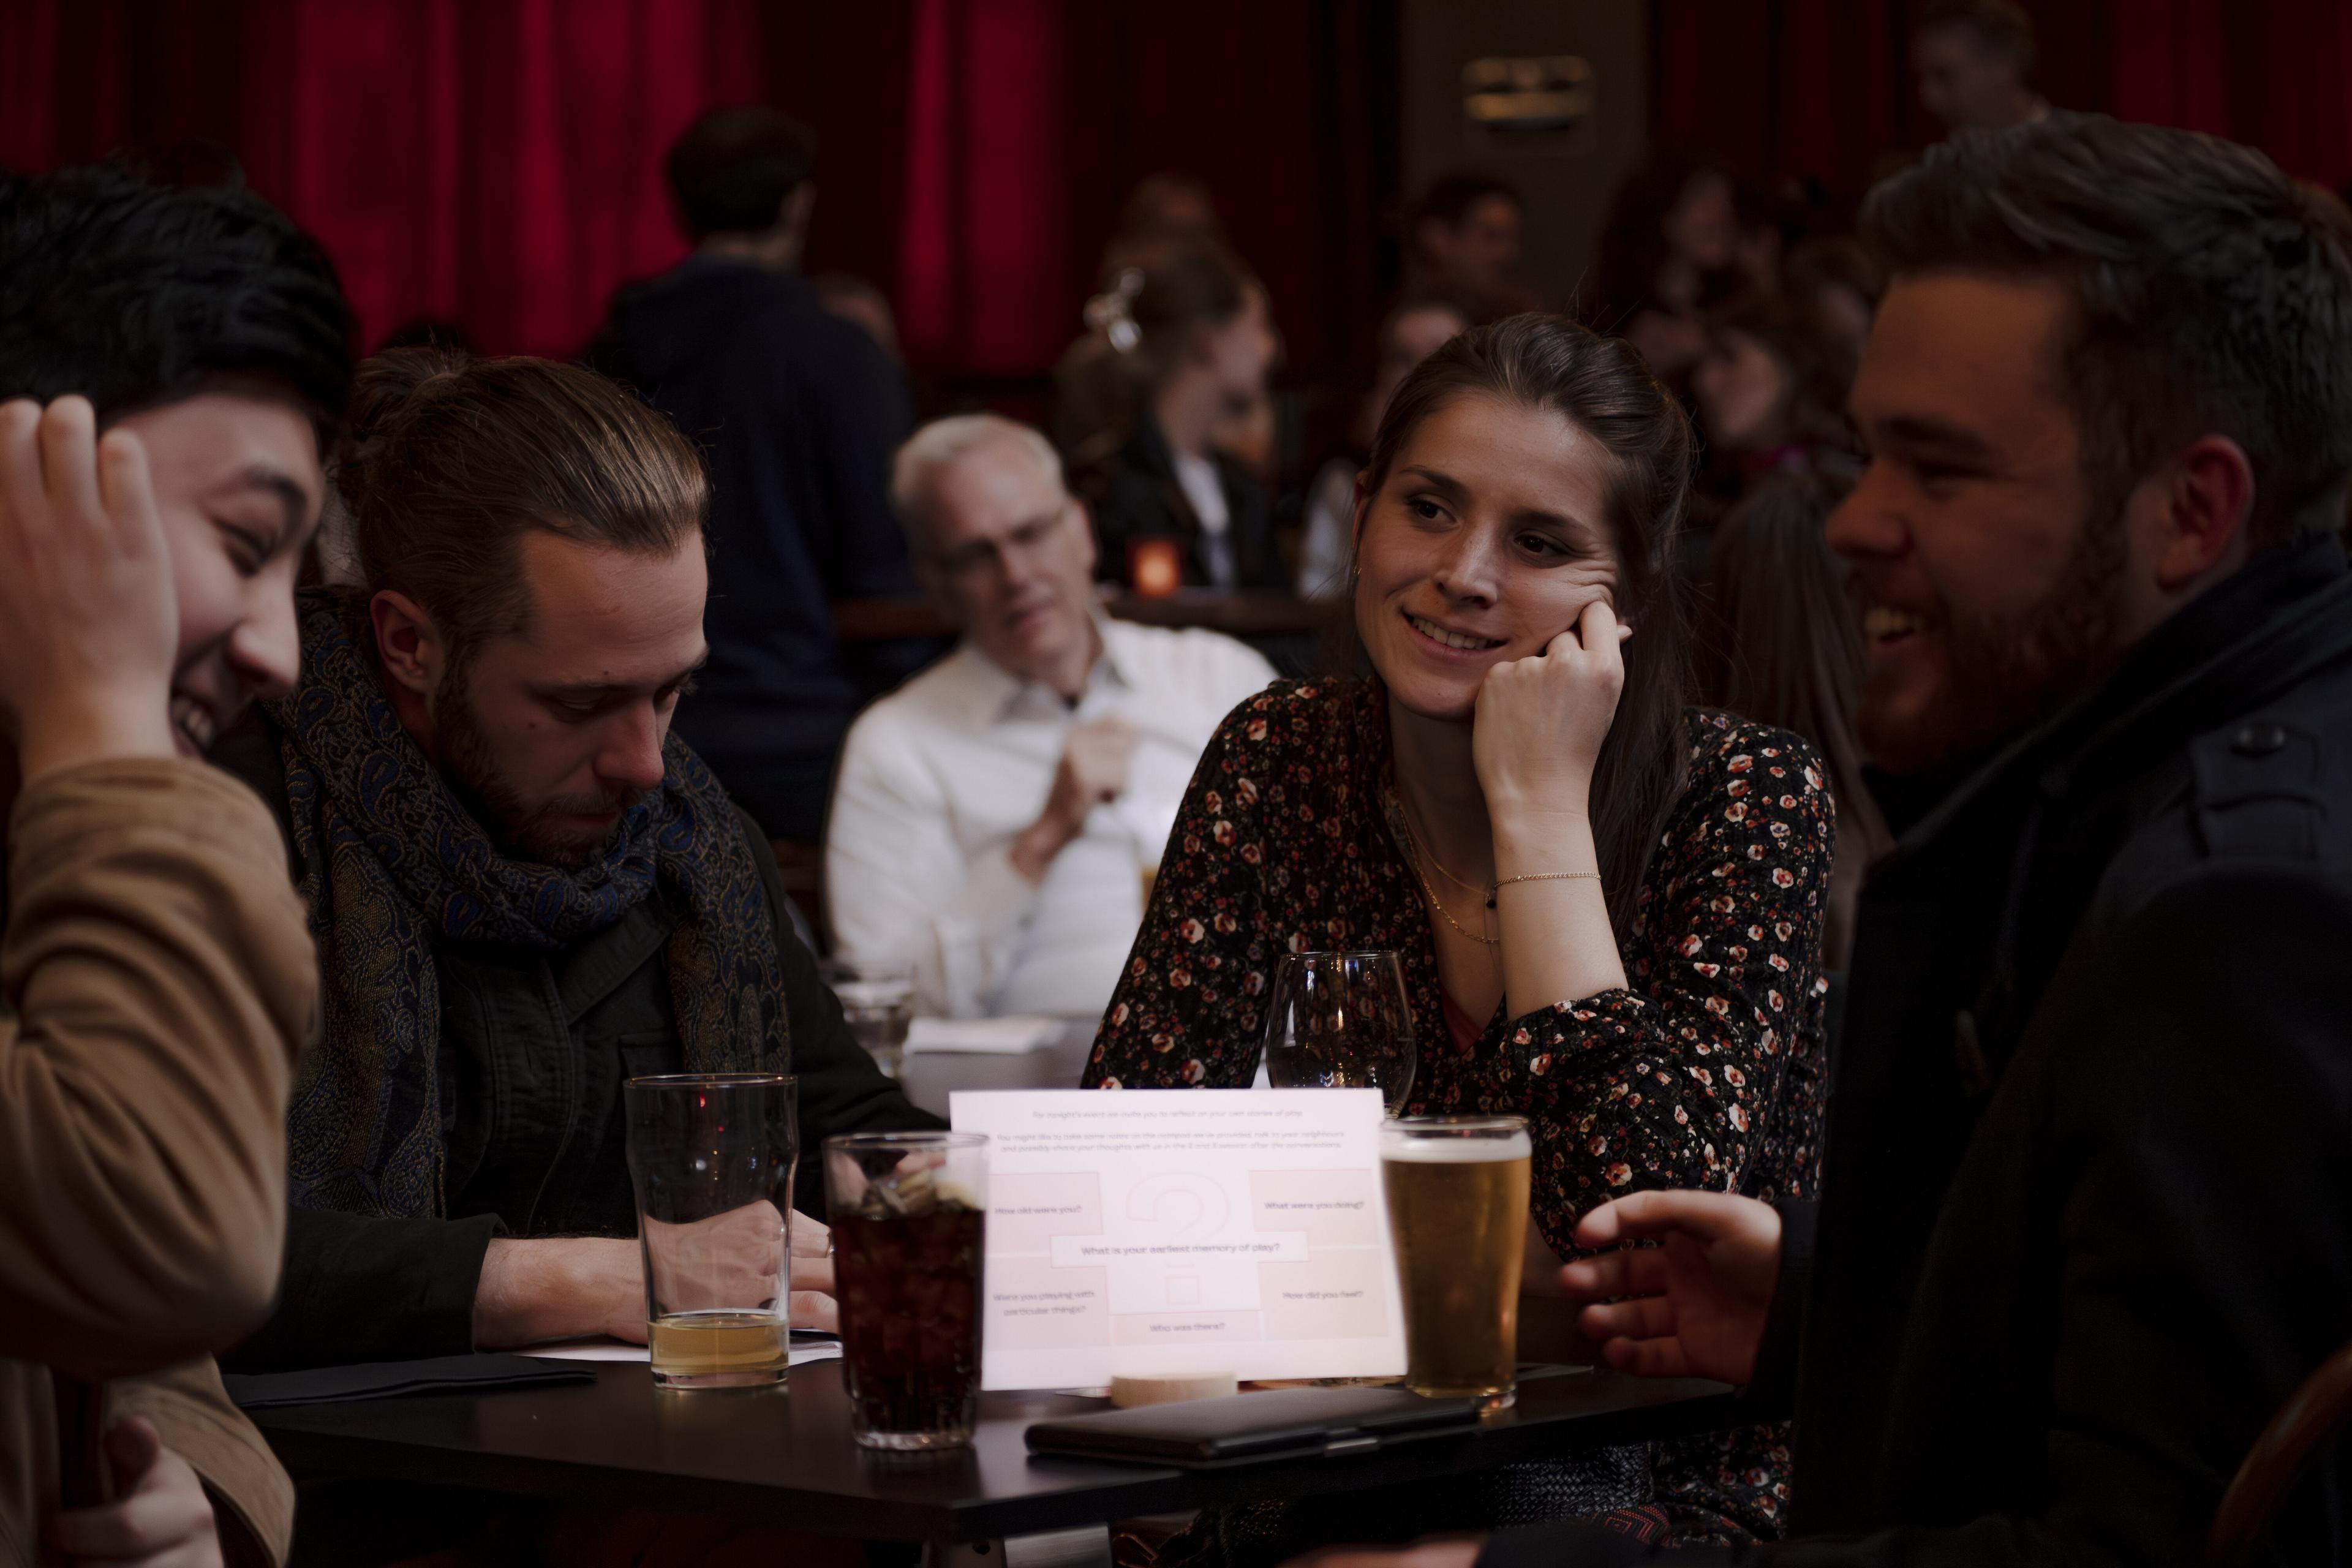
[825,617,1276,1019]
[1170,449,1235,587]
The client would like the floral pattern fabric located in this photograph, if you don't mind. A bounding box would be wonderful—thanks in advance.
[1084,676,1833,1542]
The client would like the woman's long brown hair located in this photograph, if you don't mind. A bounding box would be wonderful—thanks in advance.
[1357,314,1695,932]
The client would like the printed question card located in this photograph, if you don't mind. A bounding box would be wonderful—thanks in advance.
[949,1088,1406,1390]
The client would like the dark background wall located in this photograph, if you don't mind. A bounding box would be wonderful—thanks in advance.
[1653,0,2352,205]
[1398,0,1648,319]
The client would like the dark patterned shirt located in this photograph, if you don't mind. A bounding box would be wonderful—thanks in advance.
[1083,677,1833,1541]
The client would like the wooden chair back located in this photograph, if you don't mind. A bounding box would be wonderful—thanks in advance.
[2207,1336,2352,1566]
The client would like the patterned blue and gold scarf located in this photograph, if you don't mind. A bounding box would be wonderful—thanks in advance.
[276,587,787,1219]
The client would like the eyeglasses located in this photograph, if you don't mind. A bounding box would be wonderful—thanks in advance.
[929,501,1078,584]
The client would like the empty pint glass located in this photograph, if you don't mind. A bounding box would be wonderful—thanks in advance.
[826,1131,990,1449]
[624,1074,798,1389]
[1380,1114,1531,1405]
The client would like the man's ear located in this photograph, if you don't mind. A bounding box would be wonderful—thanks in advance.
[369,589,446,703]
[2146,434,2255,592]
[783,182,816,241]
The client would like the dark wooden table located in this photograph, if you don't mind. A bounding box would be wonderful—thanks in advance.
[257,1031,1739,1550]
[895,1025,1098,1120]
[252,1359,1738,1548]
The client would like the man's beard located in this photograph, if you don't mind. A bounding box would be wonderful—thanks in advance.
[1858,503,2128,777]
[435,666,650,869]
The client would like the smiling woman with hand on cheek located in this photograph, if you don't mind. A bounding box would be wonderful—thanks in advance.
[1085,316,1834,1551]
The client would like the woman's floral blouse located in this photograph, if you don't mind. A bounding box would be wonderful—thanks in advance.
[1084,676,1834,1542]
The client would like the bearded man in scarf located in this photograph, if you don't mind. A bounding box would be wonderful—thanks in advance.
[217,349,938,1385]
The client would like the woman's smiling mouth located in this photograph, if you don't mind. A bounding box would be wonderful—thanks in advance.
[1403,609,1506,653]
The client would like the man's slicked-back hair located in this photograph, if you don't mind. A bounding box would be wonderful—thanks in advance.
[1863,113,2352,549]
[340,350,708,662]
[0,164,352,437]
[891,413,1066,551]
[666,106,819,241]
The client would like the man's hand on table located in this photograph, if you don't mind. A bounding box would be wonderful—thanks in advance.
[1559,1189,1781,1385]
[472,1211,839,1348]
[45,1416,222,1568]
[783,1210,839,1333]
[1010,715,1138,883]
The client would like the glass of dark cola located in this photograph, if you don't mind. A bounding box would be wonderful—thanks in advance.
[823,1131,990,1449]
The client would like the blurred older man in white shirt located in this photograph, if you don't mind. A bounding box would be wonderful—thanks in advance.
[827,415,1275,1018]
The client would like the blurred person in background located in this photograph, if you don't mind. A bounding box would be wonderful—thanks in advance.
[1068,244,1286,591]
[0,164,350,1568]
[1297,296,1470,598]
[1058,175,1279,486]
[1591,149,1740,390]
[812,273,901,364]
[1100,172,1227,276]
[1405,172,1537,325]
[1729,178,1804,297]
[1691,292,1860,490]
[1692,473,1889,968]
[1782,235,1887,364]
[1913,0,2049,135]
[1057,175,1277,480]
[589,105,921,846]
[827,416,1273,1019]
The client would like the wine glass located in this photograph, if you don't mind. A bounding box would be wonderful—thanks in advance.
[1261,951,1418,1115]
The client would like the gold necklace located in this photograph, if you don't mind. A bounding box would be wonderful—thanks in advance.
[1396,801,1501,947]
[1414,859,1502,946]
[1396,788,1493,899]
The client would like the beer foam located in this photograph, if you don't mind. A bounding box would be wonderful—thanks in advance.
[1381,1131,1532,1163]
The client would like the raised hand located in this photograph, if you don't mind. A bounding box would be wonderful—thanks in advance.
[1013,714,1140,880]
[45,1417,222,1568]
[639,1198,788,1314]
[0,396,180,779]
[1559,1189,1782,1385]
[1471,597,1629,824]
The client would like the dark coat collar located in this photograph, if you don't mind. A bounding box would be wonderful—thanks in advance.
[1880,533,2352,867]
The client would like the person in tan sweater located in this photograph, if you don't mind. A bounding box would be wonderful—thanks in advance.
[0,167,350,1567]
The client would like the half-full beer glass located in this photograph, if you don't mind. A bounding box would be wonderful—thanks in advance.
[1380,1114,1531,1405]
[624,1073,797,1389]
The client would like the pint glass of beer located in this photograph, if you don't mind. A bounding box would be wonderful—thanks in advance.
[1379,1114,1532,1405]
[624,1074,798,1389]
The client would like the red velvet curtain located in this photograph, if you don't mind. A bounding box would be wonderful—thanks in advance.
[897,0,1395,376]
[1,0,1392,379]
[1651,0,2352,198]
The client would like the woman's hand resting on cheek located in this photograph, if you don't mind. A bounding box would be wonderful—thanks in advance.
[1472,598,1631,824]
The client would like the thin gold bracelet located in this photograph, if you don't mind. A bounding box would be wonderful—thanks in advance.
[1484,869,1600,908]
